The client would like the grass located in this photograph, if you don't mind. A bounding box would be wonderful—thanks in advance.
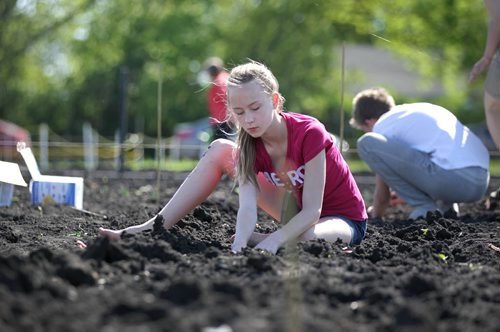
[490,159,500,177]
[50,153,500,177]
[127,156,500,177]
[128,158,199,172]
[347,157,500,177]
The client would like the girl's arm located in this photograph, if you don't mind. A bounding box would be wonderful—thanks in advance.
[231,180,259,252]
[255,150,326,254]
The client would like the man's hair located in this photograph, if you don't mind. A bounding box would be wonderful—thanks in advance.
[203,57,224,77]
[350,87,395,129]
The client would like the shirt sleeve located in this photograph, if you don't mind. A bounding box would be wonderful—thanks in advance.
[302,121,334,164]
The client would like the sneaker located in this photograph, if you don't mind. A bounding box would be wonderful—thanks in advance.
[437,201,459,218]
[485,188,500,211]
[443,203,459,219]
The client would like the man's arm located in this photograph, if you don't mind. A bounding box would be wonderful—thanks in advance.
[368,175,391,218]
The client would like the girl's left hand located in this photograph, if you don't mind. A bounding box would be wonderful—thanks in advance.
[254,237,280,255]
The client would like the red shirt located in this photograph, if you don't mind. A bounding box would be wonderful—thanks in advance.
[254,112,367,221]
[207,71,230,123]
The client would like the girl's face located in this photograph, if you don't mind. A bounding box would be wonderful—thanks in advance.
[228,80,277,138]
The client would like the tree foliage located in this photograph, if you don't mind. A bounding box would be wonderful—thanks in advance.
[0,0,490,139]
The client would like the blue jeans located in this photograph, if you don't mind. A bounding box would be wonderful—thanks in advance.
[343,218,367,246]
[357,132,489,219]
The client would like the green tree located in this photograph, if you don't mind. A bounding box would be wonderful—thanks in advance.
[0,0,491,141]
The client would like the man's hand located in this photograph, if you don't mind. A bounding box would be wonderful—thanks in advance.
[390,191,405,206]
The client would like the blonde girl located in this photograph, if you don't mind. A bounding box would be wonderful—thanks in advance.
[100,61,367,254]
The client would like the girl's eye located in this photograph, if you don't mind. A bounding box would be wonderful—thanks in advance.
[251,106,260,111]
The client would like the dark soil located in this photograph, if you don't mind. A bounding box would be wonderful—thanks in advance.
[1,170,499,332]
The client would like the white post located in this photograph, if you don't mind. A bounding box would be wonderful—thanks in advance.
[114,130,120,170]
[170,136,180,160]
[39,123,49,171]
[83,122,97,171]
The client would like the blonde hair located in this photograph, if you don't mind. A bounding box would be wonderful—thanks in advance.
[227,61,285,186]
[350,87,395,129]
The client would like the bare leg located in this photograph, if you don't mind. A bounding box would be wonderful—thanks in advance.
[158,139,236,228]
[99,139,236,239]
[298,216,352,245]
[485,91,500,149]
[235,173,286,247]
[248,217,353,248]
[255,173,285,221]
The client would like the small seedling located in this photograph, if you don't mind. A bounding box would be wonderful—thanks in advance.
[437,253,448,261]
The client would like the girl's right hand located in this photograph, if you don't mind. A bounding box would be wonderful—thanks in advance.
[231,241,247,253]
[98,227,123,241]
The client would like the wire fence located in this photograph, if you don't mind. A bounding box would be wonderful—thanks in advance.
[0,123,498,172]
[0,123,210,171]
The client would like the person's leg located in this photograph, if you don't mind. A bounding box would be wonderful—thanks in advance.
[357,133,489,219]
[484,92,500,149]
[483,63,500,207]
[484,52,500,149]
[357,133,440,217]
[426,166,489,209]
[298,216,365,246]
[158,139,237,228]
[255,173,286,221]
[247,217,351,247]
[245,174,287,245]
[99,139,237,239]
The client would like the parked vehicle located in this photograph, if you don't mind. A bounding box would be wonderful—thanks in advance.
[170,117,212,159]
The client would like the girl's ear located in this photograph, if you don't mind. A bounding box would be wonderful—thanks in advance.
[272,92,280,109]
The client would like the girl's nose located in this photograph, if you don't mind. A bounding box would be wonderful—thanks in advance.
[245,113,254,123]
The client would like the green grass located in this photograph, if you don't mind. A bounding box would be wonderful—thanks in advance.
[101,155,500,177]
[346,156,500,176]
[490,159,500,177]
[128,158,199,172]
[120,156,500,177]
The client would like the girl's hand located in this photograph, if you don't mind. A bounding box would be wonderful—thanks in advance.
[254,237,280,255]
[231,241,247,253]
[389,191,405,206]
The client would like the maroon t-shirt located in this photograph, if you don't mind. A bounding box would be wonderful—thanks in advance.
[254,112,367,221]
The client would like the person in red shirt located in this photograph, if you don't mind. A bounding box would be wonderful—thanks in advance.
[204,57,234,141]
[99,61,367,254]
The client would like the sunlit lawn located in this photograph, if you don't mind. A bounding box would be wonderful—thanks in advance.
[129,156,500,177]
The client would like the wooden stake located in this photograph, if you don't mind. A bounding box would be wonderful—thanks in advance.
[339,42,346,155]
[156,63,164,205]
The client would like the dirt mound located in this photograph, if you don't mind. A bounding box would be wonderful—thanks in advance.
[0,172,499,331]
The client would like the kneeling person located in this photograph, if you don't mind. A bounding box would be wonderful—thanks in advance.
[350,87,490,220]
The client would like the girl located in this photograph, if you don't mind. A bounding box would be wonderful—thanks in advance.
[99,61,368,254]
